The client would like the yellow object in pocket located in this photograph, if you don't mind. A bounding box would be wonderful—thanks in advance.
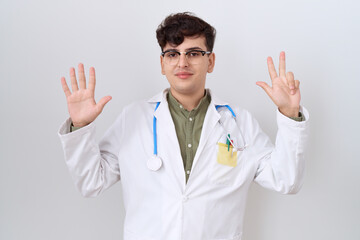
[217,143,238,167]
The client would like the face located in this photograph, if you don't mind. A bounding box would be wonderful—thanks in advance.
[160,36,215,97]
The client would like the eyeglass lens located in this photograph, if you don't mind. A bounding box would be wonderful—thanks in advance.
[163,51,208,65]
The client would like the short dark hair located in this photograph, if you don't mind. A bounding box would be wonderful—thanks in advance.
[156,12,216,52]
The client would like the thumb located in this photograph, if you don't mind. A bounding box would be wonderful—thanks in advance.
[96,96,112,113]
[256,81,272,97]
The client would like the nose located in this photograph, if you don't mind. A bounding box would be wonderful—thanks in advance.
[177,53,189,68]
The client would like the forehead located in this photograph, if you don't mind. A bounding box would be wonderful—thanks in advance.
[163,36,207,51]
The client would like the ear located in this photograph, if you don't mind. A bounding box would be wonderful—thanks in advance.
[207,52,215,73]
[160,55,165,75]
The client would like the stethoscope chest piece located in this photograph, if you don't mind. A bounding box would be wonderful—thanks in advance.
[147,155,163,171]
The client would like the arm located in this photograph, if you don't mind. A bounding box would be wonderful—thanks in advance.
[252,52,309,193]
[58,64,119,197]
[251,107,309,194]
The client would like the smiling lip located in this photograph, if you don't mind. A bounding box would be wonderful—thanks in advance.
[175,72,193,79]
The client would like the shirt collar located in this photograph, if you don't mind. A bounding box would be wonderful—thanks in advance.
[167,89,210,115]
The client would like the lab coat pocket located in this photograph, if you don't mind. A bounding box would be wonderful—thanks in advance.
[217,142,237,167]
[209,142,243,186]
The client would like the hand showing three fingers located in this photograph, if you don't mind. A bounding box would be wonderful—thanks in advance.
[256,51,300,118]
[61,64,112,127]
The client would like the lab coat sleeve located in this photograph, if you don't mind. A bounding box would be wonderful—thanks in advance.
[58,114,124,197]
[252,106,310,194]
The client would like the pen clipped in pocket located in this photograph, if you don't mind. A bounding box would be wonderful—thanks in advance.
[217,142,237,167]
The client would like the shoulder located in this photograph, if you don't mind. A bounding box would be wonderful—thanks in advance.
[122,89,167,114]
[120,89,168,121]
[209,91,261,138]
[120,99,157,120]
[209,89,254,122]
[122,99,154,112]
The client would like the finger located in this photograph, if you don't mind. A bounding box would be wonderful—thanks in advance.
[88,67,96,92]
[61,77,71,97]
[286,71,295,92]
[78,63,86,89]
[292,80,300,95]
[267,57,278,81]
[96,96,112,113]
[256,81,272,97]
[69,67,79,91]
[279,51,286,78]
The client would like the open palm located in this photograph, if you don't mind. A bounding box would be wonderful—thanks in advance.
[256,51,300,118]
[61,64,112,127]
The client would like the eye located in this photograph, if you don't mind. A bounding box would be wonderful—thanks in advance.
[165,52,178,58]
[188,51,201,57]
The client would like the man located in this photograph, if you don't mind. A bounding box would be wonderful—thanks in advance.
[59,12,309,240]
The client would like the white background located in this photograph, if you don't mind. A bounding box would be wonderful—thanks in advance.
[1,0,359,239]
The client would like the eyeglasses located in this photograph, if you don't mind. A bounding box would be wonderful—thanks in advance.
[161,49,212,66]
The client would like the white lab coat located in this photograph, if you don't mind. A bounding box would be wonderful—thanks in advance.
[58,88,309,240]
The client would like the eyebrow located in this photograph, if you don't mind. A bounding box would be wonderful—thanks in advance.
[164,47,204,52]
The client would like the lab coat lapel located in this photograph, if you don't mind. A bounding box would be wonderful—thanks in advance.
[151,90,186,190]
[190,92,227,176]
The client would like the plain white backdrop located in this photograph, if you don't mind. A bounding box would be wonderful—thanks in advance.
[1,0,359,239]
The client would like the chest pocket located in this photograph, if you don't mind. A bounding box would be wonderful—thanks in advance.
[209,141,245,186]
[217,142,238,167]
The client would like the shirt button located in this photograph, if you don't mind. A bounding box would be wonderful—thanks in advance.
[180,105,183,109]
[188,144,192,148]
[186,170,190,175]
[189,117,193,121]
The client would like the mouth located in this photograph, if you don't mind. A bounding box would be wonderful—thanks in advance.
[175,72,193,79]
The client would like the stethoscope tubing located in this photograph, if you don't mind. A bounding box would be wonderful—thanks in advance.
[149,101,248,171]
[215,105,236,118]
[153,102,246,156]
[153,102,161,155]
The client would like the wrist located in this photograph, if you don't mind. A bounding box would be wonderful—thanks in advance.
[279,107,300,118]
[71,120,89,128]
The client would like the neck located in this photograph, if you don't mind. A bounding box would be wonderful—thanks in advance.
[170,88,206,111]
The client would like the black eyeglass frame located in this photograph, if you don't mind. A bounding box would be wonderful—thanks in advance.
[161,49,212,57]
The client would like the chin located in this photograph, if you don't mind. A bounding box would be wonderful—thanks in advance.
[169,77,204,95]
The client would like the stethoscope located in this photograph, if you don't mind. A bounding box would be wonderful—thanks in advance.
[147,102,248,171]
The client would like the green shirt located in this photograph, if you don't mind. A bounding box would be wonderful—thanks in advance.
[167,90,211,183]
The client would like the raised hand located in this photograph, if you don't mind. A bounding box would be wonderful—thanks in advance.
[256,51,300,118]
[61,63,112,127]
